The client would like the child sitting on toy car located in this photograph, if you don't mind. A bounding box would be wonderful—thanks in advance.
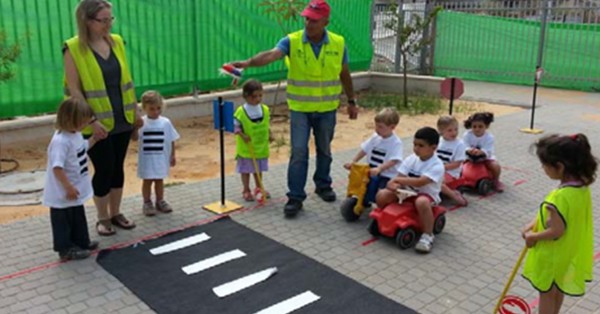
[375,127,445,254]
[344,107,403,206]
[462,112,504,192]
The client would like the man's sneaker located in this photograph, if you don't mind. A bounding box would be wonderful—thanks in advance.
[284,199,303,218]
[415,233,435,254]
[156,199,173,213]
[59,248,91,261]
[495,180,505,193]
[315,187,336,202]
[86,241,99,251]
[143,201,157,216]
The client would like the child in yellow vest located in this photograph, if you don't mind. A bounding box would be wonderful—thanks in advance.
[234,79,273,201]
[522,133,597,314]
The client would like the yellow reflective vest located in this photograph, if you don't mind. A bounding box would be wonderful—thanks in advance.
[64,34,136,135]
[234,104,270,159]
[286,30,344,112]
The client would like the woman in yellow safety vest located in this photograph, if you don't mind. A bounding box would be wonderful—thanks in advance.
[63,0,142,236]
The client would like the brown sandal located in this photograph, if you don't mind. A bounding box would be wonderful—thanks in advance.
[110,214,136,230]
[96,219,116,236]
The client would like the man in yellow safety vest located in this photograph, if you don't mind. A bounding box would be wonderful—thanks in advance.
[231,0,357,218]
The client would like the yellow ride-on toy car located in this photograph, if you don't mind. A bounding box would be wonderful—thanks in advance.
[340,164,373,222]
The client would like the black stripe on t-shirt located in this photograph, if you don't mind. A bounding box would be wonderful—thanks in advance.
[437,149,452,156]
[408,172,419,178]
[143,131,164,136]
[372,149,386,157]
[77,149,86,158]
[437,155,451,162]
[370,156,384,164]
[143,139,164,144]
[143,147,163,151]
[80,166,88,175]
[79,159,86,166]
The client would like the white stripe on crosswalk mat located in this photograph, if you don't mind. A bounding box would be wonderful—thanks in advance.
[149,233,211,255]
[182,249,246,275]
[254,291,321,314]
[213,267,278,298]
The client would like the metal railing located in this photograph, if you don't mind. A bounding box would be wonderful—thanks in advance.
[371,0,600,91]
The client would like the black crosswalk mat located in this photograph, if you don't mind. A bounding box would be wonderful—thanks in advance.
[97,216,418,314]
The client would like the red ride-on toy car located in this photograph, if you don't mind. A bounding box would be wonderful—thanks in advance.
[367,189,447,250]
[447,159,495,196]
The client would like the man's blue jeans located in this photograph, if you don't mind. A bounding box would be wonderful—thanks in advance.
[287,110,336,201]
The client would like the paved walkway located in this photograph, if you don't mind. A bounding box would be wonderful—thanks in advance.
[2,81,600,314]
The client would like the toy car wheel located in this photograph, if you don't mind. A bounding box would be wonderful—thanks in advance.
[477,179,494,195]
[395,228,417,249]
[340,197,360,222]
[433,214,446,235]
[367,219,379,236]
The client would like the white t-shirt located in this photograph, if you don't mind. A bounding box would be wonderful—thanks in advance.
[234,103,264,129]
[360,132,403,178]
[436,137,467,178]
[42,131,93,208]
[462,130,495,160]
[137,116,180,179]
[398,154,445,203]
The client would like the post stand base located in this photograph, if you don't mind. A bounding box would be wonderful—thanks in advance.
[519,128,544,134]
[203,200,243,214]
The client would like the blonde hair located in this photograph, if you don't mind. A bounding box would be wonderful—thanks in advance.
[374,107,400,126]
[436,115,458,132]
[141,90,164,109]
[75,0,113,50]
[55,98,94,132]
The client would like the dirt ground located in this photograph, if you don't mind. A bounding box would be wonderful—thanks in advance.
[0,101,520,224]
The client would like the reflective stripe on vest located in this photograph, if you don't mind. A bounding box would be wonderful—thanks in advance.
[234,104,270,159]
[286,30,344,113]
[64,34,136,135]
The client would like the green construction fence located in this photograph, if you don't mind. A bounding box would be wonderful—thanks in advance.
[0,0,373,118]
[434,10,600,91]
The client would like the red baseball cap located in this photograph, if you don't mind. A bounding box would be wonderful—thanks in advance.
[301,0,330,20]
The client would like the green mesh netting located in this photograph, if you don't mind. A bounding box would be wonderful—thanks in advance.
[0,0,373,118]
[433,10,600,92]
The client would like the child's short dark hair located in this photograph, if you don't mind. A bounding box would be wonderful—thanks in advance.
[437,115,458,132]
[242,79,263,97]
[374,107,400,126]
[464,112,494,129]
[533,133,598,185]
[415,127,439,146]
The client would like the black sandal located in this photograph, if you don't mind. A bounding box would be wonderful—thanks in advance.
[110,214,136,230]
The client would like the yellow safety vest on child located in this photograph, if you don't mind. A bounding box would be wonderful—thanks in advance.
[234,104,270,159]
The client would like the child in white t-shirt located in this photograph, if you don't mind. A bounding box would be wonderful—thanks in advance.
[436,116,468,206]
[462,112,503,192]
[134,91,180,216]
[43,98,99,261]
[344,107,402,206]
[376,127,445,254]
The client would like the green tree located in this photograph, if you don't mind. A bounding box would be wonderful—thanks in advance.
[385,4,441,108]
[0,29,22,83]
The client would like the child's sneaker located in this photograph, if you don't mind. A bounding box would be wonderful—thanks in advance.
[59,247,91,261]
[156,199,173,213]
[143,201,157,216]
[415,233,435,253]
[495,180,505,193]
